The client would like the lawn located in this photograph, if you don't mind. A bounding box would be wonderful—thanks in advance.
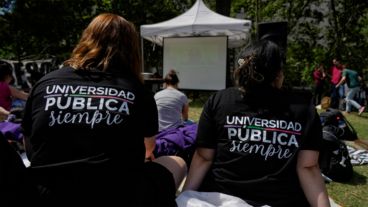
[188,93,368,207]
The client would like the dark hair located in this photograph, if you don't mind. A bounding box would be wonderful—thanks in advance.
[0,62,13,81]
[233,40,283,93]
[164,69,179,86]
[64,13,143,83]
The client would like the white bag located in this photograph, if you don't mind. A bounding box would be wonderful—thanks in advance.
[176,190,270,207]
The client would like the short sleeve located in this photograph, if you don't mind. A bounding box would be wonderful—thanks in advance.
[181,93,188,104]
[195,95,217,148]
[342,69,347,77]
[300,108,323,151]
[142,90,158,137]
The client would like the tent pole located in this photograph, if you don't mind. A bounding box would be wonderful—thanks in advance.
[141,37,145,73]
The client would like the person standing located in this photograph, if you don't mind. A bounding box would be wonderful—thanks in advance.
[336,65,365,115]
[329,58,344,109]
[312,63,326,106]
[22,13,186,206]
[182,40,330,207]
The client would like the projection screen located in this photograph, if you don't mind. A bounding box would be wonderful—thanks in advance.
[163,36,227,90]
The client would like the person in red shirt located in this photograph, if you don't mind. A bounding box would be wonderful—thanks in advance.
[312,63,326,105]
[0,62,28,111]
[329,58,344,109]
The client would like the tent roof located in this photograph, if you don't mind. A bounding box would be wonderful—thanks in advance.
[140,0,252,48]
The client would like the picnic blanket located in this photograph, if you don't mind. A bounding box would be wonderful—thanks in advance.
[347,145,368,165]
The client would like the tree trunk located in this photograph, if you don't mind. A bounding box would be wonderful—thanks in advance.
[330,0,342,58]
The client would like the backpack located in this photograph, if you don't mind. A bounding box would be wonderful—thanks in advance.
[319,109,354,182]
[319,128,353,182]
[319,108,358,141]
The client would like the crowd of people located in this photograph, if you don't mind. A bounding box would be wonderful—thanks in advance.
[2,11,364,207]
[311,58,366,115]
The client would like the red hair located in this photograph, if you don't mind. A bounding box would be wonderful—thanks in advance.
[64,13,143,83]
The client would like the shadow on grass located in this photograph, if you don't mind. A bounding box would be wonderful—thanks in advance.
[342,170,367,186]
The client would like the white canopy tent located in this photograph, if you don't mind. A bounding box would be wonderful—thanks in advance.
[140,0,252,48]
[140,0,252,90]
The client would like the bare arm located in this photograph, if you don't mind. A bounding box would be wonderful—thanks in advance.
[144,135,156,160]
[297,150,330,207]
[183,147,215,191]
[335,76,346,88]
[9,86,28,100]
[0,106,10,121]
[182,103,189,121]
[0,106,10,116]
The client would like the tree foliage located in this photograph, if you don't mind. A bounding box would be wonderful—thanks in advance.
[232,0,368,87]
[0,0,367,86]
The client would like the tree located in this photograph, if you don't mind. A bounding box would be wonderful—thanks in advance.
[231,0,368,87]
[216,0,231,16]
[1,0,367,87]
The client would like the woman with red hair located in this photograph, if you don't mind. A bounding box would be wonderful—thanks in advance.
[22,13,186,206]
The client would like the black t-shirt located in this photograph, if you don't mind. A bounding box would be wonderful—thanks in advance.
[22,67,158,170]
[196,87,322,207]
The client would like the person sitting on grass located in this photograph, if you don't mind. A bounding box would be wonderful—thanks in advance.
[0,62,28,112]
[21,13,186,206]
[181,39,331,207]
[153,69,197,166]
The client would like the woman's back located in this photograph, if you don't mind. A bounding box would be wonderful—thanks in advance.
[155,87,187,131]
[23,67,153,166]
[197,86,318,206]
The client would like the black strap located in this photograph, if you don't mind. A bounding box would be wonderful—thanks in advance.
[30,153,109,169]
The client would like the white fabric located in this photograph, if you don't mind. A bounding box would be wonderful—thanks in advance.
[176,190,270,207]
[140,0,252,48]
[329,197,342,207]
[176,190,341,207]
[347,145,368,165]
[20,152,30,167]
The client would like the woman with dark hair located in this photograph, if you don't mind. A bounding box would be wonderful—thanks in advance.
[153,69,196,165]
[22,13,186,206]
[182,40,330,207]
[154,69,189,131]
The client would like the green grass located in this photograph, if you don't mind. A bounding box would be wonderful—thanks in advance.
[327,165,368,206]
[326,112,368,207]
[188,96,368,207]
[344,113,368,140]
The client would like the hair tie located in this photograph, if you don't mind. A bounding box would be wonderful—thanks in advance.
[238,58,245,67]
